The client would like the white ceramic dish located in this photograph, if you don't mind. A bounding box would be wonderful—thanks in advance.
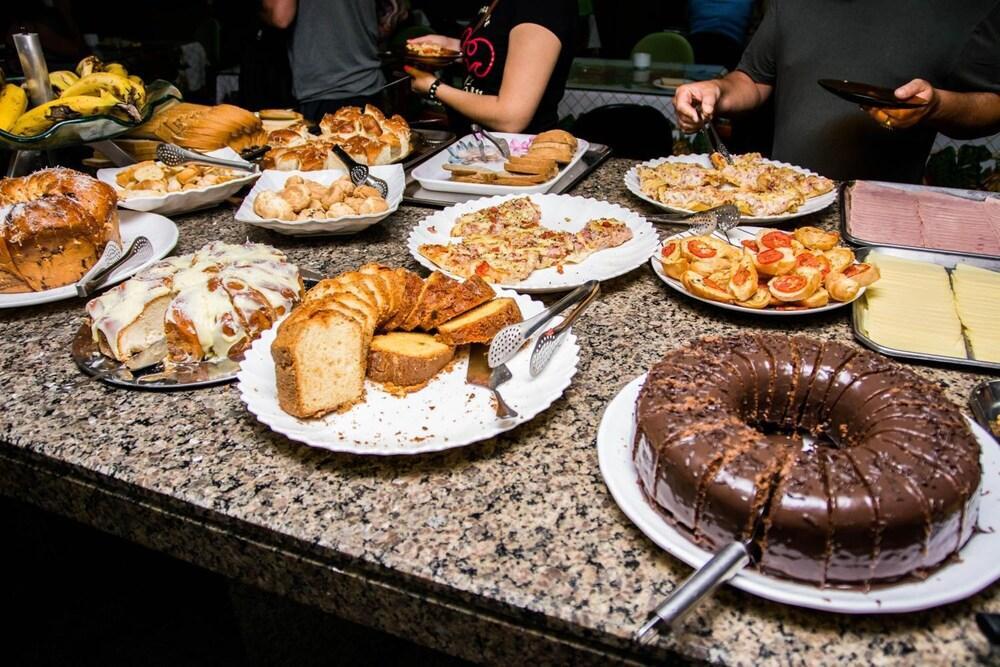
[408,193,658,294]
[235,166,404,236]
[0,210,179,309]
[598,374,1000,614]
[624,154,837,223]
[98,147,258,215]
[237,289,578,455]
[650,225,864,316]
[411,132,590,196]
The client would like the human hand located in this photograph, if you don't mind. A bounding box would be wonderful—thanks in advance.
[407,34,461,52]
[674,81,724,133]
[404,65,436,95]
[864,79,938,130]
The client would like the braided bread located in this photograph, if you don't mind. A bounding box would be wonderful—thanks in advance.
[0,168,120,293]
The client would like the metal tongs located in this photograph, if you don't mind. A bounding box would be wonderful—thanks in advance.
[488,280,598,368]
[633,497,772,645]
[471,123,511,159]
[156,143,258,172]
[648,204,741,243]
[695,101,734,165]
[331,144,390,198]
[75,236,154,298]
[529,281,600,375]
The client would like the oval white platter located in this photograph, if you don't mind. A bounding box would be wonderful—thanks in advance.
[0,209,179,309]
[651,225,864,316]
[98,147,258,216]
[237,288,578,455]
[408,193,659,293]
[235,166,404,236]
[624,154,837,224]
[598,374,1000,614]
[411,131,590,196]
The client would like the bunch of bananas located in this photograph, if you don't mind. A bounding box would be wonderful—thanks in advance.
[0,56,146,137]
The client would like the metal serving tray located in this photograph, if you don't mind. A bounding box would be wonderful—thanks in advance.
[969,380,1000,443]
[839,180,1000,261]
[402,142,612,208]
[851,245,1000,371]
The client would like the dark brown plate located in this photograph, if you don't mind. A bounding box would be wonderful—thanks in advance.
[404,49,462,69]
[818,79,927,109]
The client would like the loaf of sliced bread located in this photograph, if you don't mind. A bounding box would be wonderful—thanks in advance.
[272,300,367,418]
[382,268,425,331]
[367,332,455,388]
[435,297,522,345]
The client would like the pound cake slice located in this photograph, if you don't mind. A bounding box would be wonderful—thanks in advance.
[382,268,425,331]
[436,297,522,345]
[408,273,496,331]
[272,302,367,418]
[367,332,455,388]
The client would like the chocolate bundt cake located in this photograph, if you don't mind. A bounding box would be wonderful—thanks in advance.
[634,334,982,586]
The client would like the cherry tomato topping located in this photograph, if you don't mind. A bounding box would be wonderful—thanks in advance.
[741,239,760,253]
[687,239,717,258]
[662,242,677,256]
[795,252,830,275]
[843,263,866,277]
[761,231,792,249]
[733,268,750,285]
[757,248,783,264]
[704,277,724,291]
[475,261,490,276]
[773,275,807,293]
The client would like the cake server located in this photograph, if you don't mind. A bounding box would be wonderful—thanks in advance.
[466,344,518,419]
[529,280,600,376]
[488,280,598,368]
[633,494,774,644]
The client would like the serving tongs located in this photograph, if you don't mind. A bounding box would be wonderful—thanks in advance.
[156,143,258,172]
[633,495,773,645]
[648,204,741,243]
[529,281,600,376]
[471,123,511,159]
[331,144,390,198]
[694,100,734,166]
[488,280,598,368]
[75,236,154,298]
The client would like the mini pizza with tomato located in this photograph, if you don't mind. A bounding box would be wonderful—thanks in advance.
[659,225,879,310]
[418,197,634,283]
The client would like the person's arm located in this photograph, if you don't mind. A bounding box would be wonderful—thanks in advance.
[407,23,561,133]
[261,0,297,29]
[868,79,1000,138]
[673,72,772,133]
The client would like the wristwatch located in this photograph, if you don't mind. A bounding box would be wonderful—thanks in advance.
[427,78,442,101]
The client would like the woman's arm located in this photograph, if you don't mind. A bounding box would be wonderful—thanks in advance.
[408,23,562,133]
[261,0,297,29]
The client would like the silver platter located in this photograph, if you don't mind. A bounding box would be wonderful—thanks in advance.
[71,323,240,390]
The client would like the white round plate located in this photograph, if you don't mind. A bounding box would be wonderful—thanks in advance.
[651,225,864,316]
[97,148,258,216]
[411,132,590,196]
[237,289,578,455]
[0,210,179,309]
[598,374,1000,614]
[235,166,404,236]
[624,154,837,223]
[408,193,659,293]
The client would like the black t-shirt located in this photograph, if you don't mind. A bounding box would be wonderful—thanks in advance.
[460,0,577,133]
[737,0,1000,183]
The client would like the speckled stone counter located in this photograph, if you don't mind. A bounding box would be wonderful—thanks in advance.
[1,159,997,666]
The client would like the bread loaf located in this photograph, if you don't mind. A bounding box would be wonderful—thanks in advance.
[435,297,522,345]
[0,168,120,293]
[367,332,455,388]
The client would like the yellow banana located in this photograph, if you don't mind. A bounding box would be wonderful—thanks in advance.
[128,74,144,88]
[60,72,145,109]
[49,70,80,96]
[10,91,120,136]
[0,83,28,132]
[75,55,103,77]
[104,62,129,78]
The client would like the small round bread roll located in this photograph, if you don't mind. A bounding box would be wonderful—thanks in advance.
[334,175,356,194]
[280,182,312,211]
[354,185,382,199]
[253,191,295,219]
[343,196,366,212]
[325,202,356,218]
[285,175,305,186]
[322,185,347,207]
[297,207,326,220]
[358,196,388,214]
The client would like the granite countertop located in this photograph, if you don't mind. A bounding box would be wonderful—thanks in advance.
[1,159,997,665]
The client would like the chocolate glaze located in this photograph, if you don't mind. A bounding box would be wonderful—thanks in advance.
[634,335,982,587]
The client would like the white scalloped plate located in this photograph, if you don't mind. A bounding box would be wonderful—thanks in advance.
[408,193,659,293]
[98,148,258,215]
[237,289,578,455]
[235,166,404,236]
[650,225,865,316]
[598,374,1000,613]
[0,210,178,309]
[624,154,837,223]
